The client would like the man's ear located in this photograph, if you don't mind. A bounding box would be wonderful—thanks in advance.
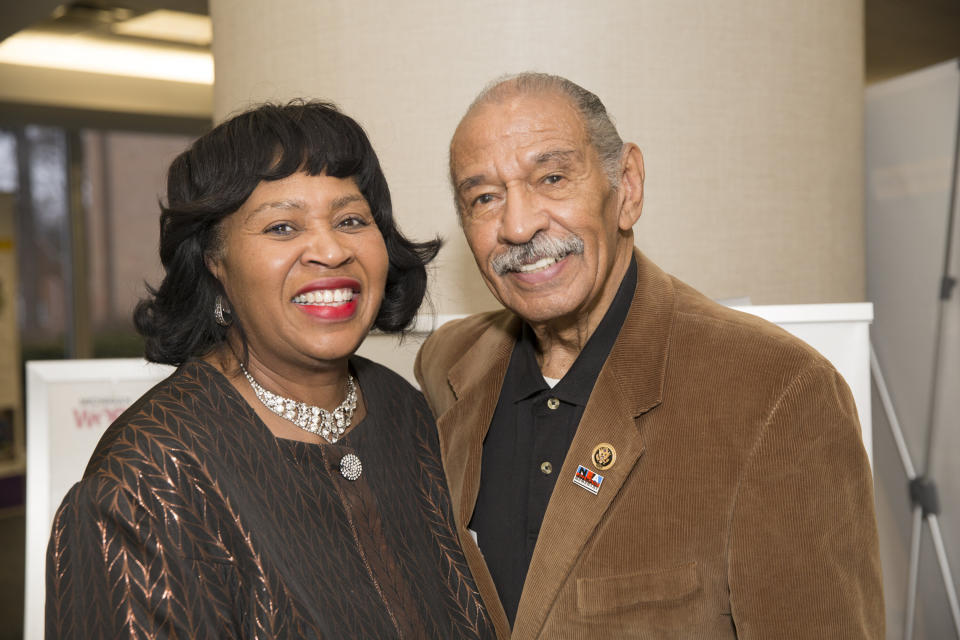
[617,143,644,231]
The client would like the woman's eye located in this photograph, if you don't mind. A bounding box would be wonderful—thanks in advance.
[265,222,294,235]
[337,215,369,229]
[543,174,564,185]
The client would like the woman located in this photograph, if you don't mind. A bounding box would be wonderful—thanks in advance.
[46,101,496,639]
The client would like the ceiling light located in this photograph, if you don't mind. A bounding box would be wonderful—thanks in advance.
[111,10,212,47]
[0,30,213,85]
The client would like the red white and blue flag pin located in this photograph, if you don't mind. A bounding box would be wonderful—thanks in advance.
[573,464,604,495]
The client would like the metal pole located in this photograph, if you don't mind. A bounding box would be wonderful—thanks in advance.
[921,58,960,480]
[928,514,960,636]
[905,507,923,639]
[871,346,917,480]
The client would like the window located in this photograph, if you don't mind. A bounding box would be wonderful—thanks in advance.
[2,122,199,360]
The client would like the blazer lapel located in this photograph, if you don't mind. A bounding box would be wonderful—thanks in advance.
[512,250,676,639]
[436,313,520,638]
[437,312,520,525]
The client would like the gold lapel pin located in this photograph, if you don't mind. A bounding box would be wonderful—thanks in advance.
[592,443,616,471]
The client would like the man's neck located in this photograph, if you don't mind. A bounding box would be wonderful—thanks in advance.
[529,248,634,379]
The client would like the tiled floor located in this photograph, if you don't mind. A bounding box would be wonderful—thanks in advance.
[0,508,25,640]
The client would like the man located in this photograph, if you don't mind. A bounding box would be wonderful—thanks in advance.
[415,73,883,639]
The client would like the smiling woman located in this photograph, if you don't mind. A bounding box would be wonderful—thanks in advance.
[207,172,390,400]
[44,101,496,639]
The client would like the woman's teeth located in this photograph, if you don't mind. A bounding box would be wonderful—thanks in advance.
[518,256,558,273]
[292,288,355,305]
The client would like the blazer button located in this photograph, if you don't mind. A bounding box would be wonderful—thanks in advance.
[547,397,560,410]
[540,461,553,474]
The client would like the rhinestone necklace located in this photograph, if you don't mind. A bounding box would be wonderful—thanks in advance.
[240,364,357,444]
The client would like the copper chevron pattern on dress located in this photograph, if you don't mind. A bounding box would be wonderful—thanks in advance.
[46,358,495,639]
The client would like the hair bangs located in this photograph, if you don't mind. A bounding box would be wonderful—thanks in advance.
[256,106,372,188]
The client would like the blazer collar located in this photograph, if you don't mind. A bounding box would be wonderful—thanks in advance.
[605,248,675,418]
[447,311,521,402]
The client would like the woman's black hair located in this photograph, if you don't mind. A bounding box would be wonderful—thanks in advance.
[133,100,441,365]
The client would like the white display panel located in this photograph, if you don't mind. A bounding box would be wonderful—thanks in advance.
[24,359,173,640]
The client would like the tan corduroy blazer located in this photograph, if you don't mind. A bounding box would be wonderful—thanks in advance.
[414,250,884,640]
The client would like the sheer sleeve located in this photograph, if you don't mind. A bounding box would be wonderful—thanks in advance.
[46,475,239,639]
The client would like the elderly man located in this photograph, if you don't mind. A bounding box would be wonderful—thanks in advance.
[415,73,883,639]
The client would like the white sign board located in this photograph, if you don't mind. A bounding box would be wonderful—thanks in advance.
[24,359,173,640]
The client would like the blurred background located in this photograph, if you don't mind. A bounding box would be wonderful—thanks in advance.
[1,1,959,638]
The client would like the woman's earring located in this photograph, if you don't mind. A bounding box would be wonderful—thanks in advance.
[214,295,232,327]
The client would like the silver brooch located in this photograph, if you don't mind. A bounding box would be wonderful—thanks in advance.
[340,453,362,481]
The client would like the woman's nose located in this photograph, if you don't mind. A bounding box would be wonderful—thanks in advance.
[300,230,352,268]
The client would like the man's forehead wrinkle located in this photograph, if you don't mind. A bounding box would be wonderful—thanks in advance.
[450,93,590,190]
[458,95,582,144]
[453,143,585,193]
[534,149,581,165]
[456,174,487,194]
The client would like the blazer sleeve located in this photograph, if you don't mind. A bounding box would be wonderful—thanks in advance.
[46,476,238,639]
[727,363,884,638]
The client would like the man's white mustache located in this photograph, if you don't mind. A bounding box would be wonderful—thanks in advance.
[491,233,585,276]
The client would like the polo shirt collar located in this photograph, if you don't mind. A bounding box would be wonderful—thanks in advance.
[509,255,639,406]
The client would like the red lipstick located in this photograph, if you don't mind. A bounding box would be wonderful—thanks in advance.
[294,278,360,296]
[292,278,361,321]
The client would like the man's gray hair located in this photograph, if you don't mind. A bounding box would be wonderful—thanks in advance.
[462,72,624,187]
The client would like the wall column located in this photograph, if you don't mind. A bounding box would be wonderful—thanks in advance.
[210,0,865,311]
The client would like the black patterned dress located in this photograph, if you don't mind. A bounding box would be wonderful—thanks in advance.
[46,357,495,639]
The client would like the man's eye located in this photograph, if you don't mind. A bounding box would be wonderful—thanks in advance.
[543,174,564,185]
[472,193,495,207]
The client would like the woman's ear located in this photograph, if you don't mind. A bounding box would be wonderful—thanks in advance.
[204,224,227,282]
[617,143,645,231]
[204,250,223,282]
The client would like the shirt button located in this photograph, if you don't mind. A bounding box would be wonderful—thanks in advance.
[547,397,560,410]
[540,461,553,474]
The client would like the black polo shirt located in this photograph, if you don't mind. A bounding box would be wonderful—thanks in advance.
[469,256,637,625]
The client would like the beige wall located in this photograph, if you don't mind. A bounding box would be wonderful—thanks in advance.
[210,0,865,313]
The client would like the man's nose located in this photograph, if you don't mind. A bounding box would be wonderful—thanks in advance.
[301,229,352,268]
[498,186,549,245]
